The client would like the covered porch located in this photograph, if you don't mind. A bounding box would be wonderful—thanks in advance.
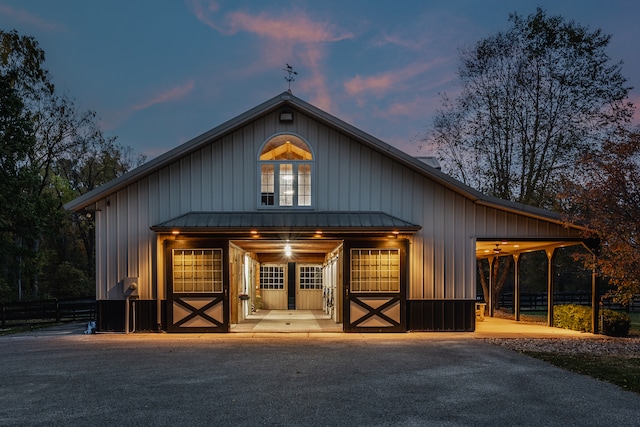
[475,238,600,333]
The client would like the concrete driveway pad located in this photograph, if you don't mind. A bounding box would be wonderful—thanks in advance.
[0,323,638,426]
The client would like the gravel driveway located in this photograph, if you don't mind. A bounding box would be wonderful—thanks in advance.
[1,323,639,426]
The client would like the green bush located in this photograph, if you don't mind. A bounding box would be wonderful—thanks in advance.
[554,304,591,332]
[601,310,631,337]
[553,304,631,337]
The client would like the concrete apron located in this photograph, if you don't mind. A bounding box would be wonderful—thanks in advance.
[229,310,589,339]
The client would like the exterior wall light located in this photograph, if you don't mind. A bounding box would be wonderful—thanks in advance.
[279,111,293,122]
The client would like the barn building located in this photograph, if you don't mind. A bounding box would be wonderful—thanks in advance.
[65,92,589,333]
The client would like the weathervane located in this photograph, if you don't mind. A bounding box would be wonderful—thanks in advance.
[284,64,297,93]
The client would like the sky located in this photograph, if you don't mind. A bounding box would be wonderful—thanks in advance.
[1,0,639,160]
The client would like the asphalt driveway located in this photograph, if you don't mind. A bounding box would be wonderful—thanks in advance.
[0,323,638,426]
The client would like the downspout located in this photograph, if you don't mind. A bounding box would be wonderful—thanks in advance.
[125,295,130,335]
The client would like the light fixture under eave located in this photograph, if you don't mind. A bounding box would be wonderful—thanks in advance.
[284,244,292,257]
[279,112,293,122]
[171,230,180,235]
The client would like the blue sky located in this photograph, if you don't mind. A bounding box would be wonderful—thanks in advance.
[1,0,639,159]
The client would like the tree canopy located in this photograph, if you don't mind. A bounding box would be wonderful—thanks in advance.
[428,8,634,209]
[0,29,143,301]
[561,129,640,305]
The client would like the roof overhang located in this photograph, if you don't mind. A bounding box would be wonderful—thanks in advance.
[150,211,421,237]
[475,238,591,259]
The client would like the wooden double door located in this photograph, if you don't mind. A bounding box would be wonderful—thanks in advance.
[260,263,323,310]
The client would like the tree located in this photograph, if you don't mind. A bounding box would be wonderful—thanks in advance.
[561,128,640,306]
[0,73,39,300]
[426,8,635,308]
[428,8,634,209]
[0,30,144,301]
[52,135,146,292]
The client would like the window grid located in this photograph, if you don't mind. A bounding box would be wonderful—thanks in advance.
[261,164,275,206]
[299,265,323,289]
[279,164,294,206]
[260,265,285,289]
[173,249,223,293]
[259,134,313,209]
[350,249,400,293]
[297,164,312,206]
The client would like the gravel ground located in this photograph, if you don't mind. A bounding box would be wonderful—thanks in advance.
[485,336,640,356]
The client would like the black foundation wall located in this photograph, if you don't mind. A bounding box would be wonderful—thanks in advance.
[97,300,166,332]
[407,300,476,332]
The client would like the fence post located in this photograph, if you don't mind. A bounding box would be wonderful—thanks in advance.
[55,298,60,323]
[1,302,4,329]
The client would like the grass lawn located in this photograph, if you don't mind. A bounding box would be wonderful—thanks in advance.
[524,310,640,394]
[524,351,640,394]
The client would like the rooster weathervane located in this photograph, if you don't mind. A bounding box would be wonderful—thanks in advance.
[284,64,297,93]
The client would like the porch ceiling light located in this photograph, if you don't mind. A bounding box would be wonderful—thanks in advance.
[171,230,180,235]
[284,244,292,257]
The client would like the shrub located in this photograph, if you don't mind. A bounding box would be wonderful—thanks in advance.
[601,310,631,337]
[553,304,631,337]
[554,304,591,332]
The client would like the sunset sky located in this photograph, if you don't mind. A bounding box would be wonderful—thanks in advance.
[1,0,639,159]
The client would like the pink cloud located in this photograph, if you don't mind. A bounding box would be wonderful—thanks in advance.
[98,80,196,132]
[344,59,447,98]
[187,2,355,115]
[0,4,66,32]
[186,0,223,32]
[374,33,425,51]
[225,10,352,43]
[133,80,195,111]
[384,96,440,120]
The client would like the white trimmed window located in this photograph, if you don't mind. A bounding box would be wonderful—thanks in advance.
[259,134,313,208]
[260,265,285,289]
[299,265,323,290]
[350,249,400,293]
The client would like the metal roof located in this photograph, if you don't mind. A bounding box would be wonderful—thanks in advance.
[150,211,421,233]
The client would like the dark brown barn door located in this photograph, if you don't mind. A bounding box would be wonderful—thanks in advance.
[344,240,407,333]
[166,240,229,333]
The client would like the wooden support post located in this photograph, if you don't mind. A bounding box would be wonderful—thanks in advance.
[546,249,555,327]
[591,263,599,334]
[488,256,495,317]
[513,254,520,322]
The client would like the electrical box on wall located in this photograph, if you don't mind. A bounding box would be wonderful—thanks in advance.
[122,277,139,297]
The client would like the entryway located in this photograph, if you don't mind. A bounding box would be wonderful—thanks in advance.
[231,309,342,332]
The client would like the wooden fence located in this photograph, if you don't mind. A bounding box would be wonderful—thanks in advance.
[476,292,640,311]
[1,298,96,329]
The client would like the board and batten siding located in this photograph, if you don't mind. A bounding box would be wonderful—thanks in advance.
[93,107,573,305]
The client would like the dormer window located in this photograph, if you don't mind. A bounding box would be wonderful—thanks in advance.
[259,134,313,208]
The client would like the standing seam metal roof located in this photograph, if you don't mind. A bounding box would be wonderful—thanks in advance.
[150,211,421,232]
